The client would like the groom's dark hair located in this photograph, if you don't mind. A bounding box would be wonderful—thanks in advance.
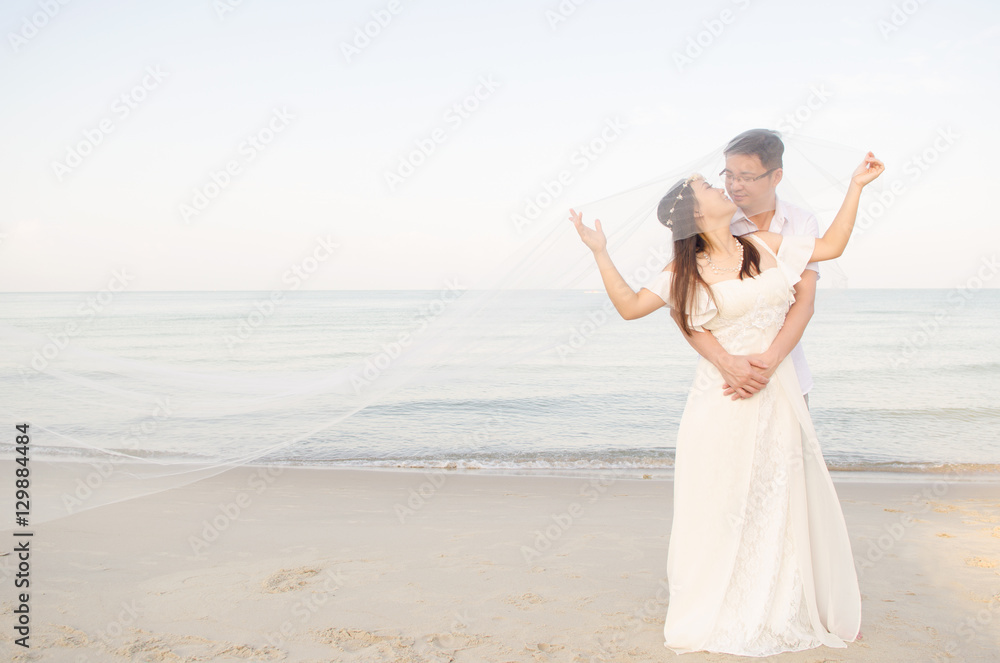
[724,129,784,170]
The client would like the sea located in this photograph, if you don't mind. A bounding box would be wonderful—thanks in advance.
[1,289,999,481]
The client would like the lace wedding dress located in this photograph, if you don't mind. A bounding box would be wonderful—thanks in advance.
[641,234,861,657]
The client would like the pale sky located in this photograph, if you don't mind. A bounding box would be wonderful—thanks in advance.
[1,0,997,290]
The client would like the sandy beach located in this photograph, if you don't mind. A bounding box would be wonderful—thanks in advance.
[1,461,998,662]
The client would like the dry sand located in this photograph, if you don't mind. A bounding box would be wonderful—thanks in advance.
[1,461,998,662]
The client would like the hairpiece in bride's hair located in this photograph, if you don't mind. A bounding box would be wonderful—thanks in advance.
[662,174,701,228]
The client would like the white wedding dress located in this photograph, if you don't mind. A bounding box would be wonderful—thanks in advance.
[641,234,861,657]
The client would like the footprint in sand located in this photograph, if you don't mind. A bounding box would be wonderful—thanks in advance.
[313,627,414,655]
[262,566,320,593]
[502,592,553,610]
[425,631,489,650]
[108,628,282,661]
[965,556,998,569]
[49,624,91,648]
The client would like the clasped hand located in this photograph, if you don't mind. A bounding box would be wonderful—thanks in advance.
[719,351,778,400]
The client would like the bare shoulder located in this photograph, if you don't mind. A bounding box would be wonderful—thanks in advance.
[662,260,676,273]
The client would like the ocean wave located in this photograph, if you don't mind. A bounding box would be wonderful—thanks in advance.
[5,444,998,480]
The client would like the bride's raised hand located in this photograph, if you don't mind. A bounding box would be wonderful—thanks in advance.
[851,152,885,188]
[568,209,607,254]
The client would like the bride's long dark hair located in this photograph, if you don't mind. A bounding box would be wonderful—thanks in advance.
[657,179,761,336]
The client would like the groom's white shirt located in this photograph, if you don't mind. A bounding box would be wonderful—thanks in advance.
[730,195,819,395]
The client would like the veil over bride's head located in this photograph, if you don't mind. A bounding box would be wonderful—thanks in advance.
[655,128,789,244]
[656,175,702,240]
[569,130,877,277]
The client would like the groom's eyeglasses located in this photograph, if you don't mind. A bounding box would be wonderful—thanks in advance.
[719,168,777,184]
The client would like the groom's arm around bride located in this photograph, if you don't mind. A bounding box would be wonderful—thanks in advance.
[672,129,819,402]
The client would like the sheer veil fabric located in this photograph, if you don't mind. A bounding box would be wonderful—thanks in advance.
[0,133,871,570]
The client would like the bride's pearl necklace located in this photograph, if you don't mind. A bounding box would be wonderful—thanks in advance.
[702,239,743,275]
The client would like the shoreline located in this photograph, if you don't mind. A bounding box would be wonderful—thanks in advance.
[3,453,1000,484]
[243,462,1000,486]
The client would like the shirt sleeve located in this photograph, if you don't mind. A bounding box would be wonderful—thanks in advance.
[640,269,718,332]
[776,235,817,291]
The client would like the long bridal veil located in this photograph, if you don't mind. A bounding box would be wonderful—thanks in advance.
[0,133,875,525]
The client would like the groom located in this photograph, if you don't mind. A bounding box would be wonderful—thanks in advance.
[672,129,819,405]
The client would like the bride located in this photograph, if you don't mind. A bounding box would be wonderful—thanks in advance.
[569,152,884,656]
